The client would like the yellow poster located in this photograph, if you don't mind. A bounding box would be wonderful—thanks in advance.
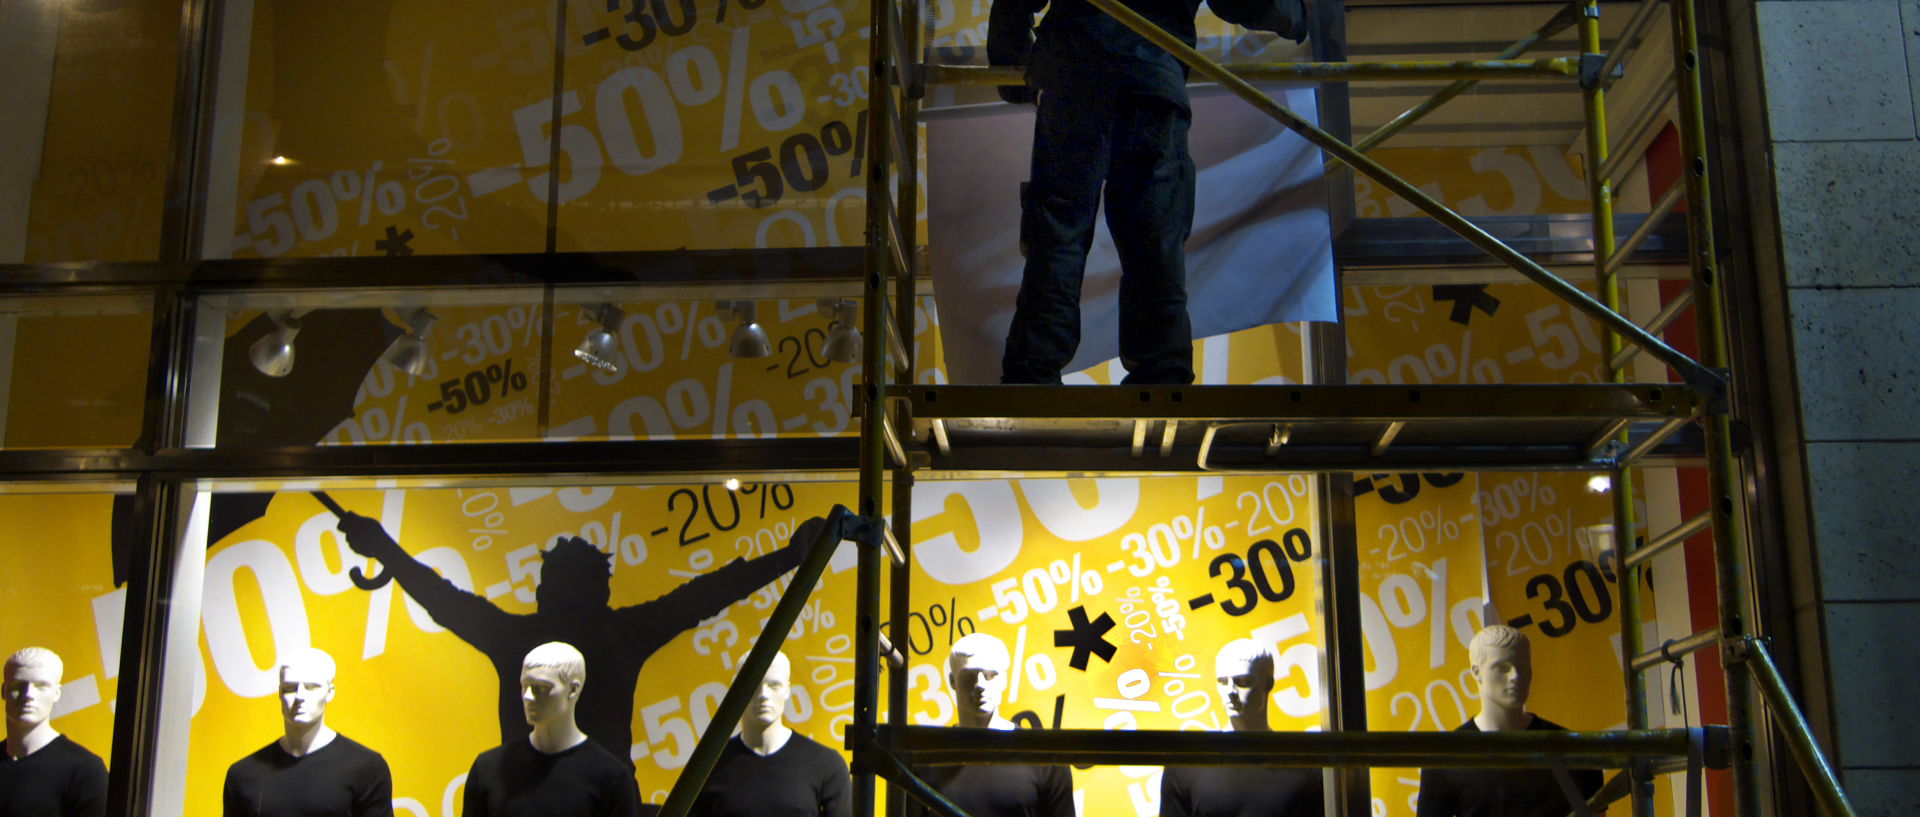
[1346,282,1660,817]
[0,493,124,766]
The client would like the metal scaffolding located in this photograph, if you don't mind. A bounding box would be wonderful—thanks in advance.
[649,1,1862,816]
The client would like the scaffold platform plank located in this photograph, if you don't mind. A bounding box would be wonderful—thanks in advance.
[899,384,1702,472]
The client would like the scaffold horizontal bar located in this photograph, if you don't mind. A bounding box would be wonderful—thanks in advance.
[1619,416,1694,466]
[880,725,1725,768]
[927,58,1582,86]
[1604,186,1686,282]
[1610,284,1694,373]
[1331,2,1582,169]
[1631,627,1720,673]
[1624,511,1712,570]
[900,384,1697,421]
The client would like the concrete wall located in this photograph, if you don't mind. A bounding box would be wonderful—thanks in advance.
[1758,1,1920,813]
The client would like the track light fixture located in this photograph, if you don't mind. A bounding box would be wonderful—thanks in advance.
[575,303,626,373]
[721,301,772,359]
[249,310,302,378]
[819,299,861,363]
[383,307,437,377]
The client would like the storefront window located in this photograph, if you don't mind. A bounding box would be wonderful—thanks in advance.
[0,0,181,263]
[0,295,153,449]
[0,487,130,803]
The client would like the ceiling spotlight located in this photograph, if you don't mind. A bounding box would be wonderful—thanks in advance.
[575,303,626,373]
[249,311,302,378]
[269,155,297,166]
[724,477,741,491]
[722,301,771,359]
[1587,473,1613,493]
[819,298,861,363]
[383,307,437,377]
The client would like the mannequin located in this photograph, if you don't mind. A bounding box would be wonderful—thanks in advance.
[1,647,106,817]
[463,642,640,817]
[1416,625,1603,817]
[223,648,394,817]
[1159,639,1322,817]
[905,632,1074,817]
[691,652,851,817]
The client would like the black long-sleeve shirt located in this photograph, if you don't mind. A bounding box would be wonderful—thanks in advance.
[222,735,393,817]
[464,738,641,817]
[0,735,106,817]
[1415,717,1604,817]
[905,763,1075,817]
[690,734,850,817]
[1160,764,1324,817]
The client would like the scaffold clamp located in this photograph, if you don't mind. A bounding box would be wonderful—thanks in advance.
[1579,52,1624,89]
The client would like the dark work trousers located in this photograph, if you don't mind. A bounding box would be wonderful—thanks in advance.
[1000,78,1198,385]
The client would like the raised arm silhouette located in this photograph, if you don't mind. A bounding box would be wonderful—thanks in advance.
[335,512,827,764]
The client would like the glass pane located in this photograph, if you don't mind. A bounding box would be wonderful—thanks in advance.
[199,0,557,259]
[908,474,1327,816]
[0,488,129,803]
[0,295,153,449]
[160,478,856,813]
[0,0,180,262]
[553,0,872,251]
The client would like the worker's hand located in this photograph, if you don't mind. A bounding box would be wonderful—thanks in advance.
[987,0,1037,104]
[335,511,406,564]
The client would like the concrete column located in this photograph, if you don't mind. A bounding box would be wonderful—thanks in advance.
[1758,0,1920,812]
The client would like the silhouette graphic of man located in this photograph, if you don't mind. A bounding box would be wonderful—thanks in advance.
[336,512,827,764]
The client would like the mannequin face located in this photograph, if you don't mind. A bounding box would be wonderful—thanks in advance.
[746,655,793,729]
[278,663,336,728]
[520,664,580,727]
[1471,643,1532,711]
[949,651,1008,724]
[1214,649,1273,726]
[3,663,62,731]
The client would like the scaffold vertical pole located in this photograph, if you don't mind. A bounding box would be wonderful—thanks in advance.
[855,0,899,813]
[1577,2,1654,816]
[1668,0,1759,813]
[887,1,925,814]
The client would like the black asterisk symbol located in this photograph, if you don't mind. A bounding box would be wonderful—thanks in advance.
[376,225,415,257]
[1053,605,1117,671]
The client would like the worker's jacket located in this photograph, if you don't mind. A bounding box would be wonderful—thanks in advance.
[989,0,1294,104]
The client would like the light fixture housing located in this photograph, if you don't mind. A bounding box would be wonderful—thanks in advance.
[723,301,772,359]
[249,312,301,378]
[575,303,626,373]
[383,308,437,377]
[820,299,861,363]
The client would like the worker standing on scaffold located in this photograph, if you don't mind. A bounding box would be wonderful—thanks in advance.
[992,0,1312,385]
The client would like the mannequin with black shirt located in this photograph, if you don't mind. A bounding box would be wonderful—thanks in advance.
[464,642,640,817]
[1,647,106,817]
[1416,625,1602,817]
[906,632,1074,817]
[691,651,850,817]
[1160,639,1322,817]
[223,648,393,817]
